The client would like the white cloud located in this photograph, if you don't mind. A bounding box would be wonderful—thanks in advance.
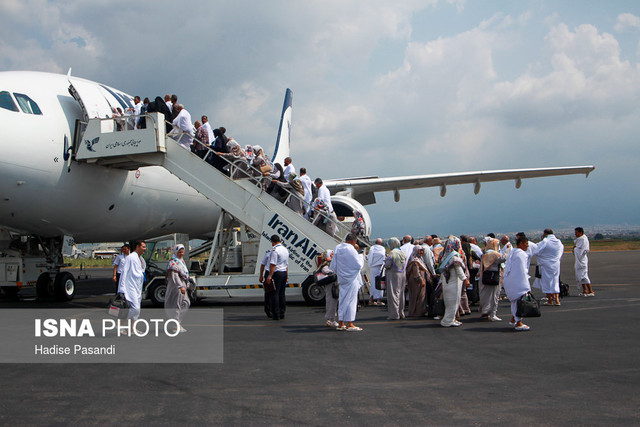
[446,0,466,14]
[483,22,640,130]
[615,13,640,32]
[0,0,103,73]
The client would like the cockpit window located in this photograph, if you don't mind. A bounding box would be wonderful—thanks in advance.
[0,91,19,112]
[14,93,42,115]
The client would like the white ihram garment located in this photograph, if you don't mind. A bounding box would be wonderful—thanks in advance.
[367,244,386,299]
[118,253,145,320]
[330,243,364,323]
[532,235,564,294]
[503,248,531,322]
[317,184,334,212]
[574,234,590,285]
[170,109,194,149]
[283,163,295,181]
[400,243,414,270]
[299,174,313,207]
[202,121,214,143]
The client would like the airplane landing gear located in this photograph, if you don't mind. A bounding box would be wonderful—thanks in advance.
[36,272,76,301]
[36,273,54,299]
[54,272,75,301]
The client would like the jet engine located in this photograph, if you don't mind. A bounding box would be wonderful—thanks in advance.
[330,195,372,239]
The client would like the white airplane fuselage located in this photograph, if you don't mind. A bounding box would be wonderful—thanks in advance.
[0,71,219,242]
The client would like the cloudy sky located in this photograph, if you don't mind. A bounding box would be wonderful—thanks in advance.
[2,0,639,238]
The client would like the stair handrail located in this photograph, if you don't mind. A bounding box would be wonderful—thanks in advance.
[163,120,356,243]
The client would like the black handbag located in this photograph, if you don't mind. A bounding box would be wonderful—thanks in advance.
[108,293,130,319]
[316,272,337,287]
[433,297,445,317]
[481,269,500,286]
[516,292,541,317]
[375,267,387,290]
[331,282,339,299]
[430,284,445,317]
[559,280,570,298]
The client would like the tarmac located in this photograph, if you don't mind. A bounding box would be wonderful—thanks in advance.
[0,250,638,425]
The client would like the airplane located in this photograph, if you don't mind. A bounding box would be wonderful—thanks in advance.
[0,70,595,301]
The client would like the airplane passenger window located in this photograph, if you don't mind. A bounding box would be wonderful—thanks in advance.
[0,91,19,112]
[14,93,43,115]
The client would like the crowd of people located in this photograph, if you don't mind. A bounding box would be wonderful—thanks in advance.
[312,227,593,332]
[113,94,354,238]
[110,227,592,335]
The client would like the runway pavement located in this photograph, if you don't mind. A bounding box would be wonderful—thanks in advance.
[0,251,638,425]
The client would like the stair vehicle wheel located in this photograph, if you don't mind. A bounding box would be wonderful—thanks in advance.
[54,272,76,301]
[301,275,325,305]
[36,273,54,300]
[149,280,167,307]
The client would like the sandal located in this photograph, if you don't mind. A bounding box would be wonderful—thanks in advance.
[336,326,347,331]
[515,324,530,331]
[346,326,363,331]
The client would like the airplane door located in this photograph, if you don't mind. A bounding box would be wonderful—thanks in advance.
[68,77,114,121]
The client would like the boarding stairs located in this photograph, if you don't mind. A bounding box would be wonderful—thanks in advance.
[74,113,348,274]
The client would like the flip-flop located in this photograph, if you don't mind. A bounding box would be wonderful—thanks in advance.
[515,324,530,331]
[346,326,363,331]
[336,326,347,331]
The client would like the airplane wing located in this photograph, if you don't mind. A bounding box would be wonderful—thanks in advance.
[324,165,595,205]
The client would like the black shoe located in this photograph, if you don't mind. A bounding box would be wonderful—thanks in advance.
[265,312,273,318]
[279,315,285,320]
[272,316,280,320]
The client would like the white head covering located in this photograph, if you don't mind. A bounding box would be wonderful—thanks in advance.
[252,145,264,156]
[172,244,185,257]
[168,244,188,279]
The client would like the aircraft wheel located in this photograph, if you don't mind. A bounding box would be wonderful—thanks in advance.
[149,280,166,308]
[54,272,76,301]
[301,275,325,306]
[36,273,54,300]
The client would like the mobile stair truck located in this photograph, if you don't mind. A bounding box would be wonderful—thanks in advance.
[74,111,370,306]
